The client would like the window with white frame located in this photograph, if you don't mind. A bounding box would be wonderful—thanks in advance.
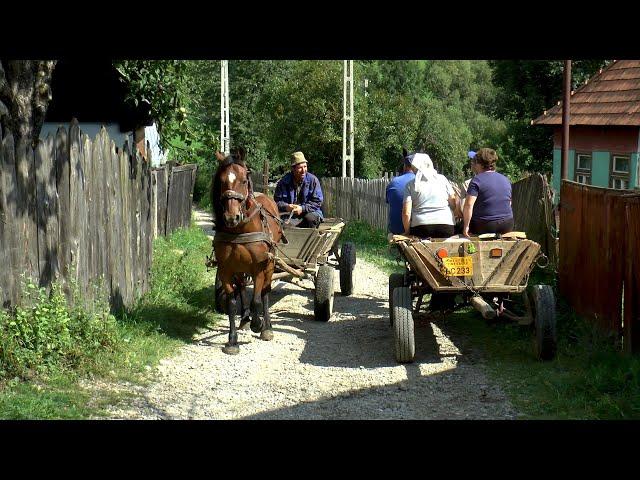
[575,153,592,185]
[610,155,630,189]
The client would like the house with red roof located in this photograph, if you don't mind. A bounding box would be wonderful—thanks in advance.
[532,60,640,196]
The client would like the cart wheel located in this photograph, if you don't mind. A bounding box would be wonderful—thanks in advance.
[393,287,415,363]
[389,273,406,326]
[339,242,356,296]
[528,284,557,361]
[214,271,226,314]
[314,265,335,322]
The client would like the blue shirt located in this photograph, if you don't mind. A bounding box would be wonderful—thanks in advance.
[386,171,415,234]
[466,171,513,222]
[274,171,324,219]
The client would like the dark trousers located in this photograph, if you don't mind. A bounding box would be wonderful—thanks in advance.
[281,211,323,228]
[470,216,514,235]
[409,224,454,239]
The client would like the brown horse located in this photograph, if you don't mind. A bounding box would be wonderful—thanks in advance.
[212,148,283,355]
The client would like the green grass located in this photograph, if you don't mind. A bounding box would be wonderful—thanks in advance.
[0,221,222,419]
[443,299,640,419]
[339,221,404,275]
[341,220,640,419]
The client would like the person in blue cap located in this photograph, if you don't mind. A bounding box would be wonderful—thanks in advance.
[385,148,415,239]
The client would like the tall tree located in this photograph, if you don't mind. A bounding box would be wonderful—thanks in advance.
[0,60,57,144]
[490,59,610,177]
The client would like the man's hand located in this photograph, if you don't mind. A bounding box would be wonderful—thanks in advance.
[287,204,303,215]
[462,227,470,238]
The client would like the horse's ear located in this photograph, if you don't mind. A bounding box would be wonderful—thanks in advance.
[215,151,226,162]
[236,146,246,163]
[402,147,408,158]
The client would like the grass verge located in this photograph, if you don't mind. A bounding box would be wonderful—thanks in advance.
[0,222,220,419]
[341,220,640,419]
[339,221,404,275]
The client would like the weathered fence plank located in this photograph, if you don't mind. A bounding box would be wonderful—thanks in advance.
[0,123,196,311]
[55,127,70,285]
[15,137,39,284]
[559,180,633,337]
[0,125,17,307]
[166,164,197,234]
[69,121,83,289]
[624,196,640,354]
[35,136,59,288]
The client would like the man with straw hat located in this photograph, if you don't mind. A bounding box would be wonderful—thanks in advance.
[274,151,324,228]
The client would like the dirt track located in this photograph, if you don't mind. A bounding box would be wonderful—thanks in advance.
[98,210,519,420]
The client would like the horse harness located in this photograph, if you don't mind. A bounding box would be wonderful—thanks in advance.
[209,190,287,265]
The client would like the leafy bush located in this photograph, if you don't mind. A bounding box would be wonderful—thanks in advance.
[0,278,119,380]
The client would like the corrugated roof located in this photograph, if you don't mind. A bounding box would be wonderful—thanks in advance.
[532,60,640,126]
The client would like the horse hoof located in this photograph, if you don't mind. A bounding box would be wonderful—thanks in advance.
[239,319,251,330]
[222,344,240,355]
[250,318,263,333]
[260,330,274,341]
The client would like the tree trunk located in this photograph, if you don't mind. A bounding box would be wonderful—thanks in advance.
[0,60,57,145]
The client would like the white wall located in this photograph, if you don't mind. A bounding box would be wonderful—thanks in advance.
[144,123,168,167]
[40,122,130,147]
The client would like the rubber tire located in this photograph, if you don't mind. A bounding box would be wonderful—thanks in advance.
[339,242,356,296]
[529,284,557,361]
[314,265,335,322]
[214,271,226,314]
[389,273,406,326]
[393,287,415,363]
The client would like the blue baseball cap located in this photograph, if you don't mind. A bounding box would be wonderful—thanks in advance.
[468,151,477,159]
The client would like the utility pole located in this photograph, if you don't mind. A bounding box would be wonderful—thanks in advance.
[343,60,354,178]
[220,60,230,156]
[561,60,571,181]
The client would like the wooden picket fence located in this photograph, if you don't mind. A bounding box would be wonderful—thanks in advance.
[152,163,197,237]
[0,120,195,312]
[559,180,640,353]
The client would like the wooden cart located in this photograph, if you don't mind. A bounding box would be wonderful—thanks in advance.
[215,218,356,322]
[389,233,555,363]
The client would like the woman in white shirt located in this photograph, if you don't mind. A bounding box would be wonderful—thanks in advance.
[402,152,457,239]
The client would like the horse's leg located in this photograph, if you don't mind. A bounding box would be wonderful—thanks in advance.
[238,278,251,331]
[222,283,240,355]
[260,279,274,342]
[250,272,265,334]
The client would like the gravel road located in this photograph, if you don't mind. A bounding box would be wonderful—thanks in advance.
[98,210,519,420]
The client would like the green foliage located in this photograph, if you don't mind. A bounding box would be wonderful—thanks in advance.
[490,59,611,177]
[340,221,404,275]
[114,59,613,190]
[0,277,119,380]
[114,60,189,151]
[0,223,217,418]
[445,289,640,419]
[127,223,217,340]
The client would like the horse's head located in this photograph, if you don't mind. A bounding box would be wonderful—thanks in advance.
[213,147,253,228]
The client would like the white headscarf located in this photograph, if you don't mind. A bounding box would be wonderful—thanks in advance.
[410,153,439,192]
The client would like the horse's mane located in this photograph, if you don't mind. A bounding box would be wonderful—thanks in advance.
[211,153,254,225]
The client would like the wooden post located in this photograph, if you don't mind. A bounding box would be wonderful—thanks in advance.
[561,60,571,181]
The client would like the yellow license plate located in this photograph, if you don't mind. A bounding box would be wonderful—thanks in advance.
[440,256,473,277]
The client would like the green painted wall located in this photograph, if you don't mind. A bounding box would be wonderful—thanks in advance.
[552,148,561,196]
[553,149,640,192]
[591,151,610,187]
[552,149,575,201]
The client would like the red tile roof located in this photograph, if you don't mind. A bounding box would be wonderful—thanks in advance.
[532,60,640,126]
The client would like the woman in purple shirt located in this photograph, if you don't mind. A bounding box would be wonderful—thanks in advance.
[462,148,513,237]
